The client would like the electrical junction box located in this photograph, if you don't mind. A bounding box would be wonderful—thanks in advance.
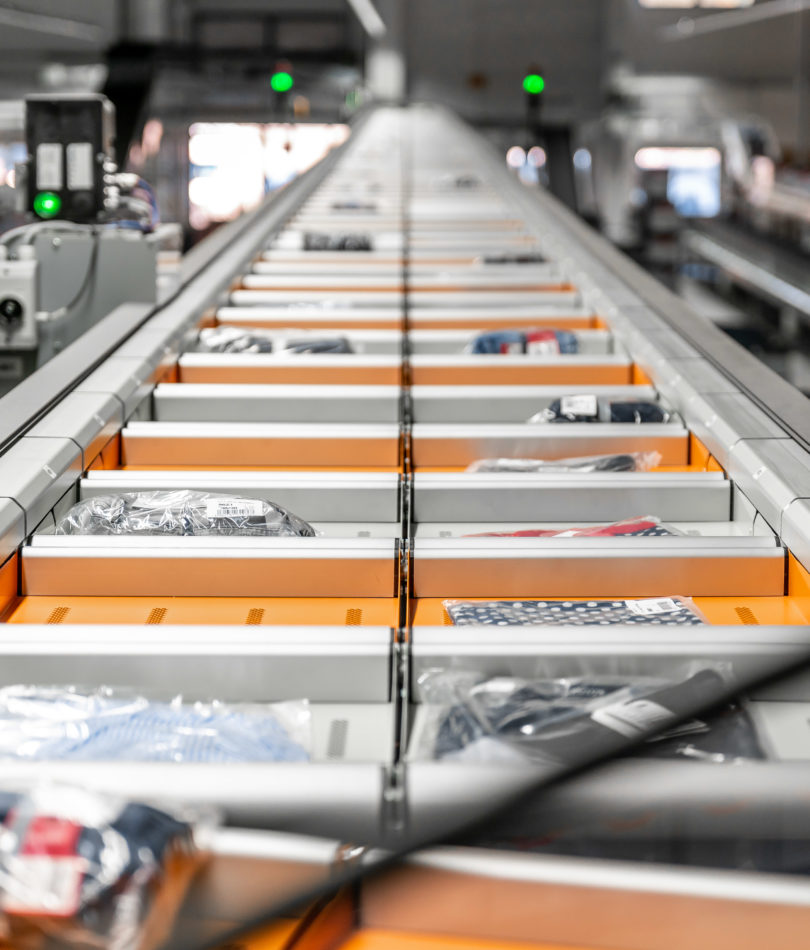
[24,94,115,223]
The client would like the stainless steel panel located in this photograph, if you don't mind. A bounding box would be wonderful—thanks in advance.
[411,423,688,467]
[177,352,402,384]
[412,537,784,597]
[25,392,122,468]
[22,537,398,597]
[684,393,789,468]
[0,437,82,535]
[412,472,730,523]
[154,384,401,424]
[0,625,392,702]
[409,626,810,699]
[0,762,386,836]
[74,356,154,419]
[727,439,810,535]
[749,702,810,759]
[81,470,401,522]
[410,385,658,423]
[0,498,24,566]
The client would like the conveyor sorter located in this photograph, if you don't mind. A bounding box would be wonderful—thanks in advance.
[2,103,810,949]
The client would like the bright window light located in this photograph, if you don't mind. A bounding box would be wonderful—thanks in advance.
[506,146,526,168]
[188,123,349,230]
[527,146,547,168]
[634,146,721,170]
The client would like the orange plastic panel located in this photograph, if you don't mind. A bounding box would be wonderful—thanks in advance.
[339,930,598,950]
[361,863,810,950]
[122,434,401,468]
[8,596,399,627]
[178,364,402,385]
[408,315,596,330]
[230,918,300,950]
[0,555,19,621]
[409,364,632,386]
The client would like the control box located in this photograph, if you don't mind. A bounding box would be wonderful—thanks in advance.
[0,251,38,350]
[24,94,115,223]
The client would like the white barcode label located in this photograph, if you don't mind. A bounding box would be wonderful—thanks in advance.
[527,338,561,356]
[625,598,682,616]
[66,142,93,190]
[1,856,84,917]
[591,699,674,739]
[36,143,63,190]
[206,499,264,519]
[560,394,598,417]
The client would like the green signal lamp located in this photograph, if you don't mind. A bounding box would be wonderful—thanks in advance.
[32,191,62,219]
[271,71,294,93]
[523,73,545,95]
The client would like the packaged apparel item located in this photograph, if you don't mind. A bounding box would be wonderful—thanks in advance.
[197,326,276,354]
[330,200,377,212]
[0,687,311,763]
[464,515,679,538]
[466,451,662,474]
[479,253,545,265]
[0,785,212,950]
[443,597,707,627]
[303,232,373,252]
[54,491,316,538]
[466,329,578,356]
[281,337,354,354]
[414,666,733,766]
[528,395,670,424]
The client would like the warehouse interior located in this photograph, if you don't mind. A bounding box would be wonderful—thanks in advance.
[1,2,810,949]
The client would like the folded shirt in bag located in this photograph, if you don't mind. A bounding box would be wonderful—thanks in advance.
[464,515,678,538]
[54,490,316,538]
[466,329,579,355]
[443,597,707,627]
[528,394,670,424]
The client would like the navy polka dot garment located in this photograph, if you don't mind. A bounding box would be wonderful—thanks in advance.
[444,599,706,626]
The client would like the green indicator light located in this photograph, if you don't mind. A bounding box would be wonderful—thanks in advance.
[32,191,62,218]
[523,74,545,95]
[271,71,294,93]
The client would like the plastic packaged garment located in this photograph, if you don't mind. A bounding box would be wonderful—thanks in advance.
[464,515,680,538]
[303,232,373,251]
[0,785,213,950]
[443,597,707,627]
[281,337,354,354]
[0,687,311,763]
[413,667,733,766]
[478,253,546,265]
[330,200,378,212]
[197,326,276,354]
[528,395,670,424]
[55,491,316,538]
[466,451,662,474]
[466,329,579,356]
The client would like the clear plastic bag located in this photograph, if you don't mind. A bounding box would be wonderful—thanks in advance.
[466,451,662,474]
[528,395,671,424]
[411,665,739,766]
[477,252,545,265]
[463,515,682,538]
[303,232,373,251]
[0,785,214,950]
[280,337,354,354]
[465,329,579,356]
[54,491,316,538]
[197,326,276,354]
[0,686,311,763]
[442,597,708,627]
